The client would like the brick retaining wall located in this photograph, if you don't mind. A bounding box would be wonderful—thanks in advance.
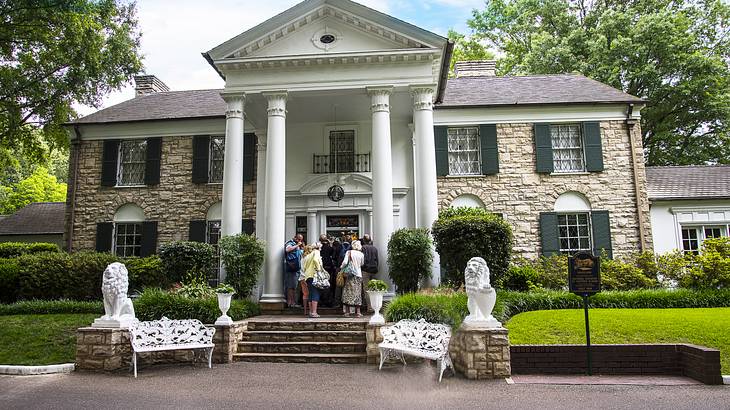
[511,344,722,385]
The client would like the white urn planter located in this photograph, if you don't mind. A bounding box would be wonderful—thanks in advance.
[367,291,385,325]
[215,293,234,326]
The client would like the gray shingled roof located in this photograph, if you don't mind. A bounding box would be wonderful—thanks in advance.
[646,166,730,200]
[0,202,66,235]
[72,89,226,124]
[438,74,643,107]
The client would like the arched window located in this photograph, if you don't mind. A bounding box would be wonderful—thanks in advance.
[206,202,222,246]
[450,194,485,209]
[553,192,592,253]
[114,204,145,257]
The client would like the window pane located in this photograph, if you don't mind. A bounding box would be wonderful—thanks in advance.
[330,130,355,173]
[115,222,142,257]
[447,127,480,175]
[550,124,585,172]
[119,140,147,185]
[209,137,225,183]
[558,212,591,253]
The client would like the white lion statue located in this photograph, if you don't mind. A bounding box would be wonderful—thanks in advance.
[92,262,136,328]
[462,257,501,329]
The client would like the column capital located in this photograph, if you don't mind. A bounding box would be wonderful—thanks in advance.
[410,85,436,111]
[256,133,267,152]
[221,92,246,119]
[367,86,393,113]
[263,91,288,118]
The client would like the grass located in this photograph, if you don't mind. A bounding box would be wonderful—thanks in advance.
[0,314,96,365]
[506,307,730,374]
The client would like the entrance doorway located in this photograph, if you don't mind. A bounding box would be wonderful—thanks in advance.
[326,214,359,240]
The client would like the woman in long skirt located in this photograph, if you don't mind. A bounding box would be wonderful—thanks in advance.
[340,240,365,317]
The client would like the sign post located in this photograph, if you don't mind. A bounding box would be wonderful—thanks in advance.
[568,251,601,376]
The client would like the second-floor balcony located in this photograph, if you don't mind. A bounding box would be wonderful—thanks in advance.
[312,153,371,174]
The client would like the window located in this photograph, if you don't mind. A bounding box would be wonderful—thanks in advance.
[550,124,585,173]
[329,130,355,173]
[681,225,728,254]
[115,223,142,257]
[209,137,225,183]
[681,228,700,255]
[448,127,480,175]
[558,213,591,254]
[118,140,147,186]
[207,220,222,285]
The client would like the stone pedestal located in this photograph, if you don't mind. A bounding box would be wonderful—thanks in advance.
[365,323,385,364]
[449,326,511,379]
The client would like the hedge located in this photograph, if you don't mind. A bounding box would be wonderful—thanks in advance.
[387,228,433,294]
[219,234,265,297]
[0,300,103,315]
[159,241,215,284]
[385,288,730,327]
[134,288,260,324]
[0,242,60,258]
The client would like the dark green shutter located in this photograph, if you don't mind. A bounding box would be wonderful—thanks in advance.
[539,212,560,256]
[534,124,554,173]
[479,124,499,175]
[192,135,210,183]
[101,140,119,187]
[140,221,158,257]
[189,220,206,242]
[591,210,613,258]
[95,222,114,252]
[434,126,449,176]
[144,137,162,185]
[243,133,256,183]
[242,219,255,235]
[583,122,604,172]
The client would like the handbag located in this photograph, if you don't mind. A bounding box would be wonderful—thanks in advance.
[313,269,330,289]
[341,251,357,278]
[336,271,346,287]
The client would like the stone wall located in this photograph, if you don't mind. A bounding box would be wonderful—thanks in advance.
[437,121,652,259]
[449,327,511,379]
[65,136,257,251]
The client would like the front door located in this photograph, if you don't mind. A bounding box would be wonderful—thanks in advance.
[325,214,359,240]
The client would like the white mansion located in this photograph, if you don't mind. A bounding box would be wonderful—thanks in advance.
[65,0,651,308]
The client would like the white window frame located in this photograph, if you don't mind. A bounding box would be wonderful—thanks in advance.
[117,140,147,187]
[557,212,592,254]
[680,224,729,254]
[550,123,586,174]
[447,126,481,176]
[114,222,143,257]
[208,136,225,184]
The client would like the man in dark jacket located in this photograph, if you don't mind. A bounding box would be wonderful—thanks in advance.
[360,234,379,311]
[319,234,337,307]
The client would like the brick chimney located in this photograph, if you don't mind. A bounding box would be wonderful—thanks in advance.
[454,60,497,78]
[133,75,170,96]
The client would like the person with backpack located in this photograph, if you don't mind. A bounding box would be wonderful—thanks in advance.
[284,234,304,308]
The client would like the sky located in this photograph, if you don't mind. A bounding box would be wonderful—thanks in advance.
[75,0,485,116]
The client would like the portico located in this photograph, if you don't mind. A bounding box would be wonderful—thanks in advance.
[205,0,449,308]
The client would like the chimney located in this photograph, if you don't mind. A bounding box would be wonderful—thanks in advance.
[454,60,497,78]
[134,74,170,96]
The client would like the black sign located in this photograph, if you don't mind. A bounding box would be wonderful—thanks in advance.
[327,185,344,202]
[568,251,601,295]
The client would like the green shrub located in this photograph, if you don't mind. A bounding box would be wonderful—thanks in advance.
[173,281,215,299]
[683,238,730,289]
[219,234,265,297]
[0,242,60,258]
[124,255,167,292]
[159,241,215,284]
[367,279,388,292]
[133,288,260,323]
[0,258,20,303]
[385,292,468,327]
[0,299,103,315]
[387,228,433,294]
[432,207,512,287]
[600,257,658,290]
[531,255,568,290]
[498,265,540,291]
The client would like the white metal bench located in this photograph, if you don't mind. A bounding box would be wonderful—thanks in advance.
[378,319,453,382]
[128,317,215,378]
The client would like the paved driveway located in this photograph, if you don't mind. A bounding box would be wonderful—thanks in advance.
[1,362,728,410]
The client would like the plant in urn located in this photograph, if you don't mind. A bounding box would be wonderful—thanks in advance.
[215,284,236,326]
[366,279,388,325]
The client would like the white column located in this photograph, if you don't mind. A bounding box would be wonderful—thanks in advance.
[260,91,287,306]
[221,93,245,240]
[307,211,317,245]
[411,85,441,287]
[368,87,395,295]
[253,132,267,299]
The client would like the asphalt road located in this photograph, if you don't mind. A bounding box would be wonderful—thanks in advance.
[1,362,728,410]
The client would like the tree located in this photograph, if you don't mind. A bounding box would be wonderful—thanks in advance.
[0,167,67,215]
[0,0,143,155]
[468,0,730,165]
[447,29,496,74]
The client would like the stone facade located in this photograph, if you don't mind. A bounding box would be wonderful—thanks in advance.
[437,121,652,259]
[449,327,511,379]
[65,136,257,251]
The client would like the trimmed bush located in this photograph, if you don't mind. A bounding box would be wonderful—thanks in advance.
[385,292,468,328]
[498,265,540,292]
[432,207,512,287]
[159,241,215,284]
[134,288,260,323]
[219,233,265,297]
[0,242,60,258]
[0,299,103,315]
[531,255,568,290]
[684,237,730,289]
[0,258,20,303]
[124,255,166,292]
[600,257,658,290]
[387,228,433,294]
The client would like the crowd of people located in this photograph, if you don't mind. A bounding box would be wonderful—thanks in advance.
[284,233,379,318]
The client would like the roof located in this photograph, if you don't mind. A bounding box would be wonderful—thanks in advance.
[646,165,730,201]
[438,74,644,108]
[72,89,226,124]
[0,202,66,235]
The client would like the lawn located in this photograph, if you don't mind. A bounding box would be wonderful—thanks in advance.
[0,314,96,365]
[506,308,730,374]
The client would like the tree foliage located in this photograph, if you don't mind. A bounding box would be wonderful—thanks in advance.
[447,29,495,74]
[0,166,66,214]
[468,0,730,165]
[0,0,143,153]
[387,228,434,294]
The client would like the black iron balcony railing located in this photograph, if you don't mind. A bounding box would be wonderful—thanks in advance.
[312,153,371,174]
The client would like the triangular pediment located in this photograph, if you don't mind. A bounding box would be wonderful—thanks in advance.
[205,0,445,61]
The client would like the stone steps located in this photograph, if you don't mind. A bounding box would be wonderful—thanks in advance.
[238,341,366,354]
[241,330,366,343]
[247,319,367,332]
[233,352,367,364]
